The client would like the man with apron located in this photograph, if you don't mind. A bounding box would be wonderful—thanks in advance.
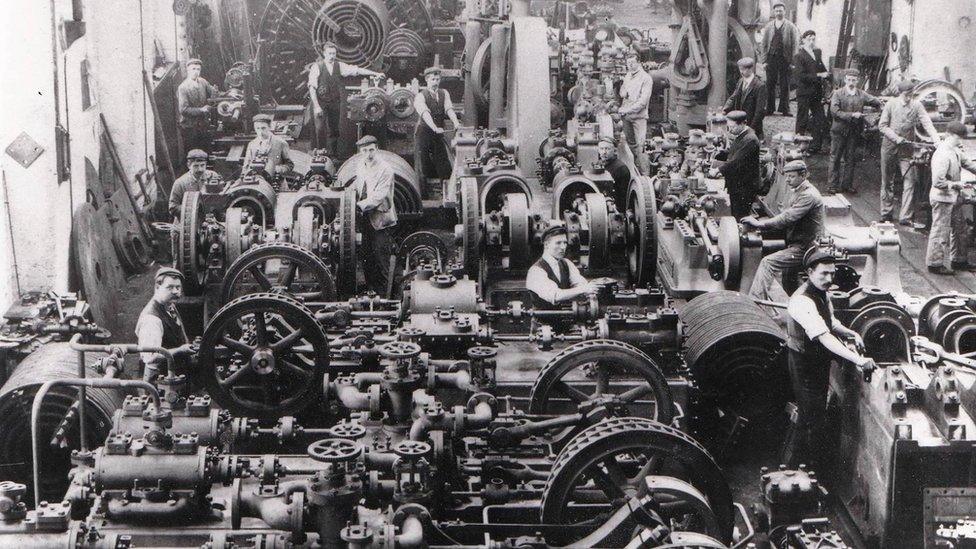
[414,67,460,186]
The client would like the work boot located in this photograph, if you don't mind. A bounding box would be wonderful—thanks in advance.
[951,261,976,272]
[928,265,956,275]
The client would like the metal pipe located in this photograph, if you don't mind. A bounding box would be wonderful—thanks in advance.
[68,334,176,376]
[31,377,160,505]
[706,0,729,109]
[396,515,426,548]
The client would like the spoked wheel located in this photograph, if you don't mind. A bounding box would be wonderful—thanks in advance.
[197,293,330,419]
[528,340,674,426]
[626,177,658,287]
[220,242,337,305]
[540,417,733,546]
[176,191,207,291]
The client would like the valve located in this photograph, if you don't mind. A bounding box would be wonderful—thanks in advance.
[307,438,364,464]
[0,481,27,521]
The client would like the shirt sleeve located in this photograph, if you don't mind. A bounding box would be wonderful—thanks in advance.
[525,265,559,304]
[169,180,185,217]
[357,165,394,212]
[961,152,976,175]
[763,189,818,229]
[916,103,939,141]
[308,63,319,89]
[931,148,952,189]
[566,261,588,287]
[178,84,207,118]
[414,92,429,116]
[443,91,455,112]
[878,101,899,143]
[278,139,294,169]
[787,295,831,341]
[135,314,165,365]
[338,61,366,77]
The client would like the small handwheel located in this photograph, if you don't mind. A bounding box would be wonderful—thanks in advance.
[328,421,367,440]
[458,177,481,279]
[467,346,497,359]
[335,187,358,295]
[197,293,330,419]
[220,242,337,304]
[176,191,207,290]
[626,177,658,286]
[379,341,422,360]
[393,440,431,459]
[308,438,363,463]
[506,193,531,269]
[584,193,611,272]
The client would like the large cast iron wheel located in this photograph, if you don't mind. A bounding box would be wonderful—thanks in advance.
[219,242,337,305]
[176,191,207,291]
[197,293,330,419]
[335,187,358,295]
[540,417,733,545]
[528,340,674,425]
[625,177,658,287]
[459,177,481,279]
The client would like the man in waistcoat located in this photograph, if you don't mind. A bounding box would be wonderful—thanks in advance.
[308,42,383,155]
[760,3,798,116]
[353,135,398,294]
[525,225,599,309]
[135,267,194,383]
[783,248,876,468]
[414,66,461,185]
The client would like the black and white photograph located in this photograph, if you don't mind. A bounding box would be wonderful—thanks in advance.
[0,0,973,547]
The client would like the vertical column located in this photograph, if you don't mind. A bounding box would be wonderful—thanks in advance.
[706,0,729,109]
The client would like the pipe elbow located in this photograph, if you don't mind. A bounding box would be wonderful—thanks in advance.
[395,516,426,548]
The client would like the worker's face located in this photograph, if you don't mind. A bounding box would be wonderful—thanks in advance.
[803,34,817,48]
[360,143,378,161]
[901,90,913,103]
[254,121,271,139]
[626,57,640,73]
[807,262,835,291]
[188,159,207,177]
[598,141,616,161]
[784,170,805,188]
[738,65,754,79]
[187,64,201,79]
[773,6,785,19]
[154,276,183,304]
[725,120,742,136]
[545,234,569,260]
[426,74,441,89]
[844,75,859,89]
[323,46,337,62]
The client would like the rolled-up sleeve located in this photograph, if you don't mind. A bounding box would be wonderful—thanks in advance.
[930,148,952,190]
[308,63,319,89]
[526,265,558,304]
[787,295,830,340]
[764,190,817,229]
[135,314,164,365]
[567,261,587,287]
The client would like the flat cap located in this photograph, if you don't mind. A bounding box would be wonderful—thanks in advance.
[803,247,835,270]
[772,2,786,8]
[896,80,915,92]
[947,121,969,137]
[356,135,378,147]
[844,68,861,77]
[726,110,748,122]
[252,113,273,124]
[783,159,808,173]
[599,136,616,145]
[186,149,208,161]
[423,66,442,78]
[541,224,568,242]
[737,57,756,68]
[186,58,202,67]
[154,266,185,282]
[801,30,817,40]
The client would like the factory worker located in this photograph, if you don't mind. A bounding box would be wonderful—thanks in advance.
[308,41,383,155]
[353,135,397,294]
[177,58,218,163]
[169,149,219,219]
[414,66,460,185]
[526,225,599,309]
[826,68,882,195]
[242,113,294,177]
[135,267,193,383]
[597,136,632,208]
[926,122,976,275]
[724,57,767,140]
[716,110,761,219]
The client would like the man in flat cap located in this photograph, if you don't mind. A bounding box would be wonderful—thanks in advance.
[760,2,798,116]
[783,246,875,468]
[414,66,461,187]
[926,122,976,274]
[242,113,294,178]
[617,54,654,174]
[742,159,825,303]
[169,149,220,219]
[135,267,194,383]
[879,79,940,227]
[308,42,384,155]
[793,30,829,154]
[597,136,632,208]
[352,135,397,293]
[177,58,218,163]
[525,225,599,310]
[724,57,767,140]
[717,110,762,219]
[826,68,882,195]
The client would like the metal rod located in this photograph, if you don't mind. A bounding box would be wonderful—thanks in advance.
[77,349,87,453]
[143,69,178,198]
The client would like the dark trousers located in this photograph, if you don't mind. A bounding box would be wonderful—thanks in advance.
[795,95,826,151]
[414,126,453,181]
[828,131,859,191]
[766,55,791,114]
[362,225,395,295]
[313,101,342,155]
[730,189,757,219]
[782,349,831,469]
[180,125,212,164]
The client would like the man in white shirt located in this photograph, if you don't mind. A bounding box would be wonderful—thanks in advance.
[525,225,599,309]
[926,122,976,274]
[308,42,383,154]
[353,135,397,293]
[414,67,460,185]
[783,248,876,468]
[135,267,194,382]
[617,55,654,175]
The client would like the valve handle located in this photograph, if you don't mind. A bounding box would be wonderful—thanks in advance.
[393,440,431,459]
[379,341,422,360]
[307,438,363,463]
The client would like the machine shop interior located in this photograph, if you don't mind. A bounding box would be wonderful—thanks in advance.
[2,0,976,547]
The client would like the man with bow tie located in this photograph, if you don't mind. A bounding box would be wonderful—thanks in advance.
[352,135,398,293]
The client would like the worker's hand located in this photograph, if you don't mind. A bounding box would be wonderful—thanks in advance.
[856,357,877,381]
[274,164,289,175]
[895,136,907,145]
[850,332,865,353]
[707,168,720,179]
[584,282,601,295]
[174,343,196,357]
[851,112,862,120]
[817,71,830,78]
[434,126,445,134]
[740,216,759,227]
[202,105,212,113]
